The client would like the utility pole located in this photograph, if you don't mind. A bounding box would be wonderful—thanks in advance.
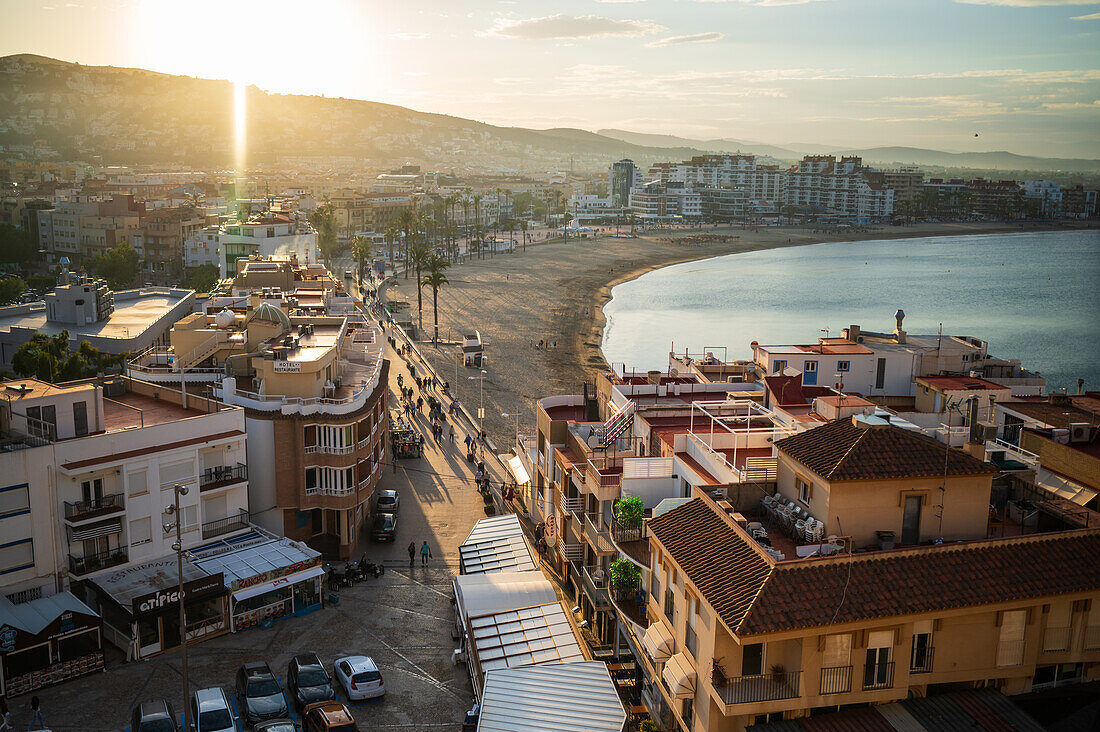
[164,483,191,730]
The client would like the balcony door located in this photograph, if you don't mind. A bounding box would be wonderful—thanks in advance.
[81,478,103,506]
[742,643,764,676]
[864,631,893,688]
[901,495,921,545]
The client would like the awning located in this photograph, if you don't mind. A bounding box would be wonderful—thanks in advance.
[662,652,696,699]
[231,565,325,602]
[1035,468,1098,506]
[70,518,122,542]
[505,454,531,486]
[642,621,674,663]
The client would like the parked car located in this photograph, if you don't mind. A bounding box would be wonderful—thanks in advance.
[371,512,397,541]
[131,699,180,732]
[375,489,399,513]
[287,652,336,712]
[191,687,236,732]
[302,701,359,732]
[253,721,297,732]
[254,721,297,732]
[235,662,289,726]
[332,656,385,701]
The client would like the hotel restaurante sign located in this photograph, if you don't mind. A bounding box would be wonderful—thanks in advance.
[273,360,301,373]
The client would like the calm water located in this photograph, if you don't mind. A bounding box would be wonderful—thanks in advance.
[602,230,1100,393]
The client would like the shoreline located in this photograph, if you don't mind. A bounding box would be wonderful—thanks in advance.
[389,219,1093,446]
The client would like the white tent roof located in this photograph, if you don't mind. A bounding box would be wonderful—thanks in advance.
[477,662,626,732]
[642,621,674,663]
[1035,468,1098,506]
[504,455,530,486]
[460,515,538,575]
[662,652,697,699]
[453,571,558,623]
[469,602,585,676]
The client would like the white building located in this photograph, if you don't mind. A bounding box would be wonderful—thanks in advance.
[1022,180,1062,217]
[216,212,318,277]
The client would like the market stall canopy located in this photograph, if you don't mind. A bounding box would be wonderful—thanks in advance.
[460,515,537,575]
[504,455,530,486]
[469,602,585,677]
[662,652,696,699]
[453,571,558,622]
[0,593,98,639]
[477,661,626,732]
[1034,468,1098,506]
[91,555,221,616]
[641,621,674,663]
[193,536,321,594]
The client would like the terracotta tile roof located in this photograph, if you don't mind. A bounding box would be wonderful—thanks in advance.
[650,499,1100,638]
[1003,400,1100,430]
[741,529,1100,635]
[773,417,996,481]
[647,499,773,633]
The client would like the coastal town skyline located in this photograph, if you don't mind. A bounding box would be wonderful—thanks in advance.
[1,0,1099,158]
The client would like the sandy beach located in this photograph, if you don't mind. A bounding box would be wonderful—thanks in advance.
[384,219,1091,447]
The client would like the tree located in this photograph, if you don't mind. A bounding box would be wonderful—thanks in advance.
[614,496,645,529]
[396,208,418,278]
[0,224,40,264]
[409,239,432,333]
[92,242,140,290]
[419,254,450,342]
[518,219,528,252]
[309,201,337,263]
[351,235,372,283]
[186,264,220,293]
[11,330,126,383]
[0,276,27,305]
[609,557,641,597]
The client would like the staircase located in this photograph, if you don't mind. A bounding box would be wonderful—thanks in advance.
[596,401,635,449]
[177,333,225,370]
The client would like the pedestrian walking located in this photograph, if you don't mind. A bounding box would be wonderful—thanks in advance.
[27,696,44,731]
[449,424,455,442]
[407,541,416,566]
[420,541,433,566]
[0,698,11,732]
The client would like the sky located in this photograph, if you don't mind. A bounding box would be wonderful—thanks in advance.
[1,0,1098,158]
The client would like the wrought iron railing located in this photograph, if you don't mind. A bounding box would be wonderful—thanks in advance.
[200,464,247,490]
[201,510,250,540]
[69,546,128,575]
[715,670,801,705]
[862,660,895,690]
[64,493,124,521]
[1042,626,1072,652]
[910,645,934,674]
[819,665,852,695]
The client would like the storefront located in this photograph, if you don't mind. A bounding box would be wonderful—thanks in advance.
[0,593,103,697]
[78,555,228,661]
[194,536,324,632]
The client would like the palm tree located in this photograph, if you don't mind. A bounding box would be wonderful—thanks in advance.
[519,219,528,252]
[409,239,432,333]
[420,254,451,342]
[396,208,417,278]
[351,235,371,287]
[384,223,399,275]
[472,195,483,259]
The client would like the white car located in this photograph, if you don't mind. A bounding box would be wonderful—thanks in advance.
[333,655,385,701]
[191,687,237,732]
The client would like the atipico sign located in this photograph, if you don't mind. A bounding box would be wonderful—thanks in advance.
[131,572,225,618]
[273,360,301,373]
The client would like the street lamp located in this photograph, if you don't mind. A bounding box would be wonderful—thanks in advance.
[501,411,519,447]
[468,369,488,433]
[163,483,191,730]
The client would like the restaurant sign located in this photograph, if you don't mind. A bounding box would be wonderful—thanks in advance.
[232,557,320,592]
[132,572,225,618]
[273,360,301,373]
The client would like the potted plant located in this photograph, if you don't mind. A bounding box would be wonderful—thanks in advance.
[770,664,786,683]
[484,504,496,516]
[614,496,645,529]
[609,557,640,599]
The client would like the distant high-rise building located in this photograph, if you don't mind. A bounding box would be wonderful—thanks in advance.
[610,159,639,208]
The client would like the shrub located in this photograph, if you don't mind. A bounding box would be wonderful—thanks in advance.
[614,496,645,528]
[609,557,640,595]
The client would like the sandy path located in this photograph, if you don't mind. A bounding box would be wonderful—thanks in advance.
[384,220,1090,447]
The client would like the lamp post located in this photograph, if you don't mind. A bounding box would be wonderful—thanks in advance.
[501,411,519,447]
[468,369,487,435]
[163,483,191,730]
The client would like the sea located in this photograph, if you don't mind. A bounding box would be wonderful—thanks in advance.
[601,229,1100,394]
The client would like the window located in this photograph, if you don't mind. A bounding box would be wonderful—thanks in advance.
[911,620,934,673]
[681,698,694,728]
[127,470,148,497]
[997,610,1027,667]
[685,597,698,659]
[797,478,812,505]
[837,361,849,372]
[804,360,817,373]
[25,405,56,440]
[773,359,787,374]
[130,518,151,546]
[0,484,30,518]
[73,400,88,436]
[0,538,34,575]
[863,631,894,689]
[875,358,886,390]
[305,468,318,492]
[81,478,103,505]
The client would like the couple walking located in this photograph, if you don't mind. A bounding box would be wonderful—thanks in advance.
[407,540,433,566]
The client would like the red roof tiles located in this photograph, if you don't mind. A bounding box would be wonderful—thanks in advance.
[773,417,997,481]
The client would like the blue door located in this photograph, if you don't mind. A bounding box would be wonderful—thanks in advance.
[803,360,818,385]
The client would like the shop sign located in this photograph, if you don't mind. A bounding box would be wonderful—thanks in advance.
[132,572,225,618]
[0,626,17,652]
[232,558,319,592]
[273,360,301,373]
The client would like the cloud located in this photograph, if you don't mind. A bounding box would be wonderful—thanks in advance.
[391,32,431,40]
[647,31,724,47]
[690,0,827,5]
[1072,11,1100,18]
[955,0,1097,5]
[486,14,663,39]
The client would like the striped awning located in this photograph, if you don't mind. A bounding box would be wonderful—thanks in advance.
[642,621,674,663]
[71,518,122,542]
[662,652,696,699]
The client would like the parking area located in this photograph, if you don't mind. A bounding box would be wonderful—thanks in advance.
[18,563,472,731]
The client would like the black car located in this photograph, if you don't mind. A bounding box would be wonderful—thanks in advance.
[236,661,289,726]
[287,652,336,712]
[131,699,180,732]
[371,512,397,541]
[254,721,298,732]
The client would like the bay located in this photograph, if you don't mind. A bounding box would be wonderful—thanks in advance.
[602,230,1100,393]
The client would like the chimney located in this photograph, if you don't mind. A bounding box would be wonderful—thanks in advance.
[647,370,661,386]
[893,309,906,344]
[843,324,861,342]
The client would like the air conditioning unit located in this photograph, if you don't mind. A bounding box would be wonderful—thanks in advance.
[979,423,999,441]
[1068,423,1091,443]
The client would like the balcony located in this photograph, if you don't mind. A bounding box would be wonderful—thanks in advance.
[64,493,124,524]
[69,546,129,576]
[861,660,895,691]
[201,510,250,540]
[584,513,616,555]
[715,671,801,705]
[559,493,584,517]
[200,464,247,492]
[1086,626,1100,650]
[611,517,650,568]
[581,565,611,607]
[583,455,623,500]
[910,645,934,674]
[557,535,583,563]
[611,586,648,632]
[996,640,1026,668]
[1042,626,1072,652]
[304,444,356,456]
[819,665,852,695]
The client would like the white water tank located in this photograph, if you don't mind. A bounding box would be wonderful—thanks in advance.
[214,309,236,329]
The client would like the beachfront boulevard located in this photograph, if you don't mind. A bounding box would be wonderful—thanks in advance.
[12,335,498,730]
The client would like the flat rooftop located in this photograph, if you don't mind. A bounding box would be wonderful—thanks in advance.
[103,390,207,432]
[0,290,191,342]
